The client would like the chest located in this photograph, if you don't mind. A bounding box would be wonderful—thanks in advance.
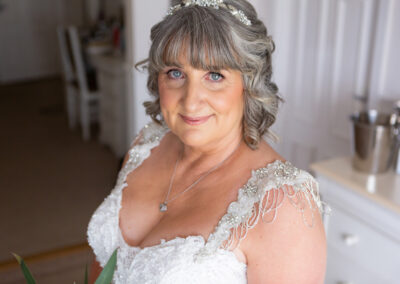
[115,132,273,265]
[119,166,240,247]
[118,158,250,265]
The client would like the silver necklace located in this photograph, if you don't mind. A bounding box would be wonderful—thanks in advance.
[159,141,241,212]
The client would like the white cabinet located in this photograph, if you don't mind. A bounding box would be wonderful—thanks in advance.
[90,53,129,158]
[311,157,400,284]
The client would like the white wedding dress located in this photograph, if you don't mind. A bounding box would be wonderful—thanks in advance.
[87,122,327,284]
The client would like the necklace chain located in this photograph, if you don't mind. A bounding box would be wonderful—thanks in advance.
[159,141,241,212]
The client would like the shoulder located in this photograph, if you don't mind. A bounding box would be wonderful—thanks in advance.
[240,162,327,284]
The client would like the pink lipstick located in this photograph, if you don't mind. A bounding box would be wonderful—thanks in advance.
[180,114,212,125]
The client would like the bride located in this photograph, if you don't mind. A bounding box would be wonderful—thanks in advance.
[88,0,327,283]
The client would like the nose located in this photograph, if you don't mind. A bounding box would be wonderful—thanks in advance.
[181,77,203,112]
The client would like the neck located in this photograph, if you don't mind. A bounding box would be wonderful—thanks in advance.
[177,128,244,172]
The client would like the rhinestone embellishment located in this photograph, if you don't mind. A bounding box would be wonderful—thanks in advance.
[159,202,168,212]
[167,0,252,26]
[243,183,257,196]
[183,0,222,8]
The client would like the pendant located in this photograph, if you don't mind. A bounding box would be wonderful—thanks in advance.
[159,202,168,212]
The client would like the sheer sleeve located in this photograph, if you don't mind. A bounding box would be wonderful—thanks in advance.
[195,161,330,261]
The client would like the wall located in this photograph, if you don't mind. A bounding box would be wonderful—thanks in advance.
[0,0,83,83]
[124,0,169,144]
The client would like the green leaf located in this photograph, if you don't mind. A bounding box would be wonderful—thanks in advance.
[84,264,89,284]
[94,249,117,284]
[12,253,36,284]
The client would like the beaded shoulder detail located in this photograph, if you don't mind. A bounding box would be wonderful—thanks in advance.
[194,160,329,261]
[115,122,169,189]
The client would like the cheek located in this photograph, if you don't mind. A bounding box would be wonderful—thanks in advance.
[159,91,178,112]
[158,81,176,111]
[231,79,245,114]
[213,84,244,115]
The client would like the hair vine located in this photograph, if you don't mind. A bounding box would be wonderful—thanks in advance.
[166,0,252,26]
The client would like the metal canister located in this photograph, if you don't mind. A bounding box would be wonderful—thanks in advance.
[393,101,400,174]
[351,110,397,174]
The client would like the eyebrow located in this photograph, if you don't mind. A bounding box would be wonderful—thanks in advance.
[164,60,232,70]
[161,62,233,75]
[163,62,183,69]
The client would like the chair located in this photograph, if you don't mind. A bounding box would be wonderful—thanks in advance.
[67,26,100,141]
[57,26,78,130]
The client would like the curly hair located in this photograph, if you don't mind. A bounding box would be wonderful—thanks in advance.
[136,0,282,149]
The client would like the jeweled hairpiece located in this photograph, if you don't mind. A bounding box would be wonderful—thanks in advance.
[167,0,252,26]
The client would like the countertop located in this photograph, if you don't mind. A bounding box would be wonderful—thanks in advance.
[311,157,400,215]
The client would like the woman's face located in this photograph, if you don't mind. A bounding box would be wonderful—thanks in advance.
[158,58,244,149]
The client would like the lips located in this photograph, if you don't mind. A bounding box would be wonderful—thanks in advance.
[179,114,213,125]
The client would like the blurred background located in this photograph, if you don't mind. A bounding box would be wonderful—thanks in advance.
[0,0,399,283]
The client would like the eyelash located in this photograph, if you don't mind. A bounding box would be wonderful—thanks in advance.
[165,69,224,81]
[166,69,184,79]
[208,72,224,81]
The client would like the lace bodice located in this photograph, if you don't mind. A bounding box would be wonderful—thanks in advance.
[87,122,327,284]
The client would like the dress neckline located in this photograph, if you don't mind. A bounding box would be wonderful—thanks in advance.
[116,123,285,264]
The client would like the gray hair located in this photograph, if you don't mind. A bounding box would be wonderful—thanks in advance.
[137,0,282,149]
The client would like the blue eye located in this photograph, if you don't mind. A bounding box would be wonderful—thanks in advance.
[167,70,183,79]
[209,72,223,81]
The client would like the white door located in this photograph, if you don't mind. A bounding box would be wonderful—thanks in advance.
[254,0,399,170]
[369,0,400,109]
